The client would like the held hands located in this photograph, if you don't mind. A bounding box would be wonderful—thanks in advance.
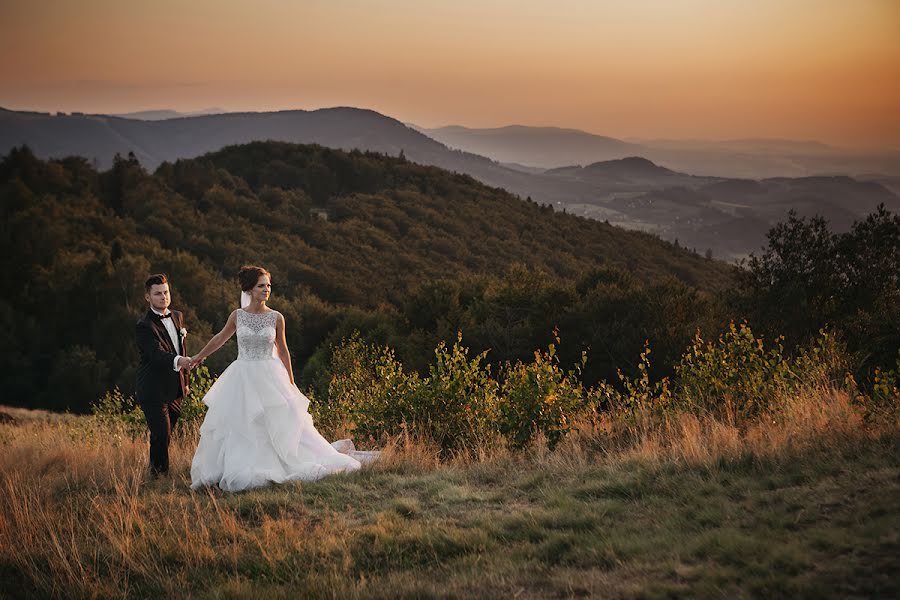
[177,355,205,371]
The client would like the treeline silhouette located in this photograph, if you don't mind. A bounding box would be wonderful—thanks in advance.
[1,142,895,412]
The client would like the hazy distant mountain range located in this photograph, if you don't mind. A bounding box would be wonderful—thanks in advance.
[2,106,897,260]
[414,124,900,180]
[408,124,643,171]
[549,159,898,259]
[110,108,226,120]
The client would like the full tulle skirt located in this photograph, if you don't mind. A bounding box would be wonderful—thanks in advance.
[190,357,376,492]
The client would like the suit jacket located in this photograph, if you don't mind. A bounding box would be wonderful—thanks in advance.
[135,308,189,405]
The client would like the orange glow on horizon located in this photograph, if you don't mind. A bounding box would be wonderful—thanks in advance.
[1,0,898,149]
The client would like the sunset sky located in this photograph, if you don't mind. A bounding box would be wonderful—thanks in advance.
[1,0,898,149]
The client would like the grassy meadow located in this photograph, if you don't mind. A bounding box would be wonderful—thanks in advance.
[1,384,897,599]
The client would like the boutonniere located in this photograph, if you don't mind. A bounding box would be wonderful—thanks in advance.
[179,327,188,338]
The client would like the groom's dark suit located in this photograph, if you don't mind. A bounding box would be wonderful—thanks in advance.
[135,308,188,474]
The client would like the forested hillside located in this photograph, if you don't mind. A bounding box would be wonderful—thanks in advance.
[6,142,896,416]
[1,142,739,411]
[5,107,895,261]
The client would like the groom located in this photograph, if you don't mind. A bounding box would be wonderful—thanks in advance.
[135,274,192,476]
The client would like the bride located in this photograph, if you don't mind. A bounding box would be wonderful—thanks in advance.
[188,265,378,492]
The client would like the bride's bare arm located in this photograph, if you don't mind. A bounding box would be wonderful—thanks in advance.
[191,310,238,365]
[274,312,295,385]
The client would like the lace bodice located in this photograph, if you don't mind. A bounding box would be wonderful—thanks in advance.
[236,309,278,360]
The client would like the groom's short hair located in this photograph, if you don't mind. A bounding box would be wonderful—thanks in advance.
[145,273,169,292]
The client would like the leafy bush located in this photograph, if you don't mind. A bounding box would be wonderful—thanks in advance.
[872,356,900,407]
[737,205,899,381]
[848,350,900,419]
[498,329,588,449]
[412,331,499,453]
[91,365,216,435]
[91,386,146,438]
[182,365,216,424]
[672,322,845,419]
[589,341,673,419]
[322,331,421,440]
[88,325,894,456]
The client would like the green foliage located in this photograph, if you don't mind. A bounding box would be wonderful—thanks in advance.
[2,142,734,412]
[789,328,854,390]
[414,332,499,453]
[321,330,584,451]
[86,324,892,456]
[182,365,216,424]
[562,269,725,391]
[850,350,900,418]
[672,322,850,419]
[872,356,900,406]
[6,141,897,421]
[91,387,146,438]
[675,322,794,418]
[314,320,896,454]
[589,341,673,419]
[91,365,217,436]
[498,329,588,449]
[737,205,899,383]
[322,332,421,440]
[322,331,499,453]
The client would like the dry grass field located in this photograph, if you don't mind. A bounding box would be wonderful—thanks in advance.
[1,389,897,599]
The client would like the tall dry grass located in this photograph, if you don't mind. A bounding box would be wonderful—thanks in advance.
[0,384,896,598]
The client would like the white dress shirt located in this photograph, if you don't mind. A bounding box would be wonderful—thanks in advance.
[151,307,183,372]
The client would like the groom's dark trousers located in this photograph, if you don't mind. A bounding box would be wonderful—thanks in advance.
[135,309,188,475]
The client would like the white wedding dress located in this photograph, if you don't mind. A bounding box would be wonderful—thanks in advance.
[190,308,379,492]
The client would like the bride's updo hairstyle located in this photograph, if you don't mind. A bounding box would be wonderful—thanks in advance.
[238,265,272,291]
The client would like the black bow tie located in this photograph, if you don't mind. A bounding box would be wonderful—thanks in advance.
[158,313,172,320]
